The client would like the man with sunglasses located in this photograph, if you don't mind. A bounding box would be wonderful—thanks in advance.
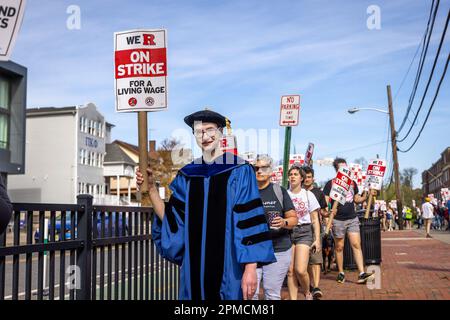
[252,154,298,300]
[136,109,276,300]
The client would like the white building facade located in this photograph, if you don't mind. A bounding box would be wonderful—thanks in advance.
[8,103,109,203]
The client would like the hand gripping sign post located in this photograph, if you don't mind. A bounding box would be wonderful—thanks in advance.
[325,166,352,235]
[114,29,168,206]
[364,159,387,218]
[280,95,300,188]
[0,0,26,61]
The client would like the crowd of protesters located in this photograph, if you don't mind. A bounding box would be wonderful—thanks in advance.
[134,109,449,301]
[372,197,450,235]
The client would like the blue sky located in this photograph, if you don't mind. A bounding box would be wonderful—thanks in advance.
[10,0,450,188]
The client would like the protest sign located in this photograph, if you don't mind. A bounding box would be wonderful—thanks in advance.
[114,29,168,112]
[329,166,352,205]
[221,135,238,155]
[270,166,283,185]
[304,143,314,166]
[366,159,387,190]
[289,154,304,166]
[325,166,352,234]
[0,0,26,61]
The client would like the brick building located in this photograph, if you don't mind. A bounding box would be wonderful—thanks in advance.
[421,147,450,202]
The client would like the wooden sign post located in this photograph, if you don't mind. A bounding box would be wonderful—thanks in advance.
[114,29,168,207]
[138,111,151,206]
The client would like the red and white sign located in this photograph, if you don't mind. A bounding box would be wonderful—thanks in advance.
[114,29,168,112]
[289,154,304,166]
[0,0,26,61]
[349,163,362,181]
[330,167,352,205]
[360,170,368,193]
[279,95,300,126]
[366,159,387,190]
[440,188,449,202]
[221,135,238,155]
[270,165,283,184]
[304,143,314,166]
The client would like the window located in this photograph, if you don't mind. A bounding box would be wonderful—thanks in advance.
[99,123,103,138]
[79,148,83,164]
[92,121,97,136]
[0,76,10,149]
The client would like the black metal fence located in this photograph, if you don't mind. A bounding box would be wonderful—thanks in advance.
[0,195,179,300]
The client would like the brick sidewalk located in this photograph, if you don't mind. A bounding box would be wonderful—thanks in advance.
[279,230,450,300]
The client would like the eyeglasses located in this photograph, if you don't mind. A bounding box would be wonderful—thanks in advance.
[193,127,221,138]
[253,165,272,173]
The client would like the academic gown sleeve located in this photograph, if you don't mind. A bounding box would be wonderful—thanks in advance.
[152,173,187,266]
[232,164,276,265]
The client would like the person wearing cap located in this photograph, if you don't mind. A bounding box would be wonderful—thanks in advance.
[136,109,276,300]
[421,197,435,238]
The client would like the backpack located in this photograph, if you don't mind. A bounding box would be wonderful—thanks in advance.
[272,183,284,211]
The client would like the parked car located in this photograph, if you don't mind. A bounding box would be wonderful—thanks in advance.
[34,212,129,243]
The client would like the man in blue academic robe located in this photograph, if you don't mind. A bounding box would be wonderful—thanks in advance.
[137,109,276,300]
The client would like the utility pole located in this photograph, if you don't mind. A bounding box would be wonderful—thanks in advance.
[387,85,403,230]
[282,126,292,188]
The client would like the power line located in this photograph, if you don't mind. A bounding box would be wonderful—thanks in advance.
[397,8,449,142]
[398,52,449,153]
[317,140,389,158]
[393,5,431,102]
[397,0,440,133]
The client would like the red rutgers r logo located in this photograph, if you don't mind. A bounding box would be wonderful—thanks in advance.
[143,34,156,45]
[128,97,137,106]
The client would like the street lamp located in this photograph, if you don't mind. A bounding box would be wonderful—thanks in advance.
[347,107,389,114]
[347,85,404,230]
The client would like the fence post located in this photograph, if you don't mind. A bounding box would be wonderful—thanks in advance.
[76,194,93,300]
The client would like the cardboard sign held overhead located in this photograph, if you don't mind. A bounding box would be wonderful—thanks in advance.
[289,154,304,166]
[304,143,314,166]
[114,29,168,112]
[279,95,300,126]
[270,166,283,185]
[0,0,26,61]
[330,166,352,205]
[221,135,238,155]
[366,159,387,191]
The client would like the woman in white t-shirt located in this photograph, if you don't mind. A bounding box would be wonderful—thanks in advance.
[286,165,321,300]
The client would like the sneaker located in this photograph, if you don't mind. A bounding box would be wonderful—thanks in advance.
[426,234,433,238]
[357,272,375,284]
[312,287,323,299]
[336,273,345,284]
[305,292,313,300]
